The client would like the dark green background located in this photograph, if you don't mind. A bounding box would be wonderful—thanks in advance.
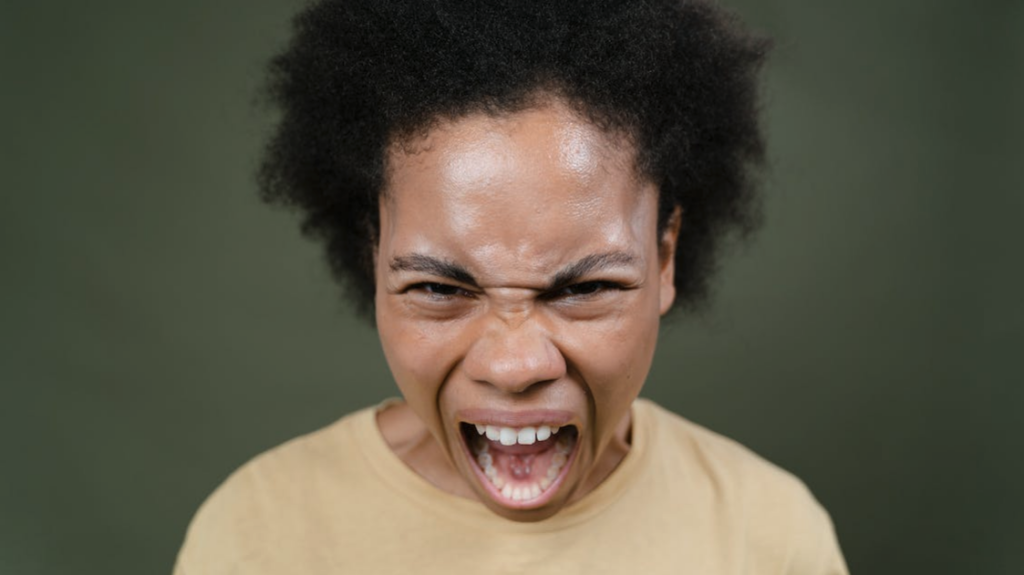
[3,0,1022,573]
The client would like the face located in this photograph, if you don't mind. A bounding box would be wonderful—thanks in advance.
[375,100,678,521]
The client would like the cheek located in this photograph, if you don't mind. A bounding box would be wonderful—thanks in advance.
[377,311,477,424]
[377,309,436,395]
[381,322,443,388]
[565,314,659,407]
[587,349,651,408]
[377,319,459,445]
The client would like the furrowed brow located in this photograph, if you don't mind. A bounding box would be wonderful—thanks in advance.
[389,254,478,287]
[547,252,638,291]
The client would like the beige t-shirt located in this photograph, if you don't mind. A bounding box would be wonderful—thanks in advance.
[174,399,848,574]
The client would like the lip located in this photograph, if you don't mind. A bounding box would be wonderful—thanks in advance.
[456,408,576,428]
[455,411,582,511]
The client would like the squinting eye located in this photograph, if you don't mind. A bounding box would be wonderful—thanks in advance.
[553,281,619,298]
[410,282,466,297]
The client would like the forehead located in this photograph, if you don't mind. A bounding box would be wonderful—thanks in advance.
[385,98,641,188]
[379,102,658,278]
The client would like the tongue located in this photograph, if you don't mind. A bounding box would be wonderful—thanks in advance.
[500,453,538,479]
[478,434,569,485]
[491,445,555,483]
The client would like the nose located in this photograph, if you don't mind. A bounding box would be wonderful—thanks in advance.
[462,317,566,394]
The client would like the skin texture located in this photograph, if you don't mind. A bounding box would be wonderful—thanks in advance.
[374,100,680,522]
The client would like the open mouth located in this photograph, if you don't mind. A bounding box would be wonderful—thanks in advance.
[459,422,580,509]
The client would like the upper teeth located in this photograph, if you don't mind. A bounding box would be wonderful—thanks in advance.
[473,424,560,446]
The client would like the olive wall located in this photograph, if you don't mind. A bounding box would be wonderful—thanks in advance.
[2,1,1021,573]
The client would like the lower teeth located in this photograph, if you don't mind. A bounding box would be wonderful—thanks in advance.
[474,435,573,501]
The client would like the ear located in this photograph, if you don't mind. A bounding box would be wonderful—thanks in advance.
[658,206,682,315]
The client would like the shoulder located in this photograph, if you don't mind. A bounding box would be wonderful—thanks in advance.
[174,407,376,572]
[637,399,849,575]
[643,399,813,506]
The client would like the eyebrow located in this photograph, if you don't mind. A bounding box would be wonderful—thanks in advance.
[547,252,638,291]
[389,254,479,287]
[389,251,638,291]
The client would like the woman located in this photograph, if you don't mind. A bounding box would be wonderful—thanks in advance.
[175,0,848,572]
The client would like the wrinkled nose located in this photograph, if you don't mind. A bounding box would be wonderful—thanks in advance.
[462,318,566,394]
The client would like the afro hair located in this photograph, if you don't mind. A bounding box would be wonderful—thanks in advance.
[258,0,770,319]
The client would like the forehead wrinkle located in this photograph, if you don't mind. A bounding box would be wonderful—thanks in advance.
[460,242,557,289]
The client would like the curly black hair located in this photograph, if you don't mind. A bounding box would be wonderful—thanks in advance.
[259,0,769,319]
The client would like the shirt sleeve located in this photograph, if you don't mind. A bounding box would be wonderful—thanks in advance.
[783,498,850,575]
